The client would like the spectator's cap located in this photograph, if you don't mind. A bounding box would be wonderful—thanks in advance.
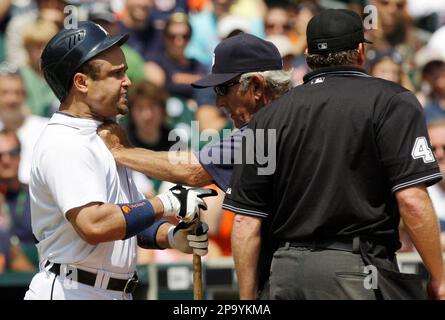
[192,33,282,88]
[367,49,402,68]
[307,9,372,54]
[0,62,20,76]
[266,35,295,58]
[88,2,116,23]
[217,15,252,39]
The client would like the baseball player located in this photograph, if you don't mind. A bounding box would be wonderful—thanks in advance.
[24,21,216,300]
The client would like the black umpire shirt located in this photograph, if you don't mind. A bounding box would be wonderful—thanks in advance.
[222,65,442,250]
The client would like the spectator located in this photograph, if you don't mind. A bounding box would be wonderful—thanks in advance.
[367,0,427,88]
[20,19,59,117]
[0,63,48,184]
[186,0,264,67]
[150,0,189,30]
[145,11,211,110]
[422,60,445,123]
[126,80,175,196]
[368,50,415,91]
[117,0,163,61]
[264,5,291,37]
[0,130,36,272]
[289,1,319,56]
[427,119,445,250]
[5,0,65,67]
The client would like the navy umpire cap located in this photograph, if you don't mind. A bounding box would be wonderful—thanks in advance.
[307,9,372,55]
[41,21,129,101]
[192,33,282,88]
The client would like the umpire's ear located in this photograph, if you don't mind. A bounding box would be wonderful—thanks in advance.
[72,72,89,94]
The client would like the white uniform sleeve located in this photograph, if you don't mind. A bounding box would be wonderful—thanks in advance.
[41,140,108,217]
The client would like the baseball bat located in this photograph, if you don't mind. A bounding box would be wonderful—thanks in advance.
[193,253,203,300]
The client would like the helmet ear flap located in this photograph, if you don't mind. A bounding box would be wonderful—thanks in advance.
[42,65,69,101]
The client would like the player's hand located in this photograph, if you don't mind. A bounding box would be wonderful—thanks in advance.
[97,121,131,151]
[168,220,209,256]
[156,185,217,223]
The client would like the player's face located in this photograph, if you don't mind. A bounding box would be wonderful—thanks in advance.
[0,134,20,181]
[86,46,131,119]
[429,126,445,175]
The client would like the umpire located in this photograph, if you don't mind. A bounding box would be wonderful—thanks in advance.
[223,9,445,300]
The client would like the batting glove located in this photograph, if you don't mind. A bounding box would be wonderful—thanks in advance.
[168,221,209,256]
[157,185,217,223]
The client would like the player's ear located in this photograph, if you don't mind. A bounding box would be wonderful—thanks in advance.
[73,72,89,94]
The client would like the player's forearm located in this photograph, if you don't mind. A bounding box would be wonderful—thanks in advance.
[231,214,261,300]
[397,185,444,282]
[113,148,212,186]
[68,198,165,245]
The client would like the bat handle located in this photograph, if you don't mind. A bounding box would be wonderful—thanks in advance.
[193,253,203,300]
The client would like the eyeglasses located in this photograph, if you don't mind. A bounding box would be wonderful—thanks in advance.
[0,147,20,159]
[265,22,291,31]
[166,32,191,41]
[213,80,239,96]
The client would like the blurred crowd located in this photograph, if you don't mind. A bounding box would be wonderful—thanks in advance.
[0,0,445,273]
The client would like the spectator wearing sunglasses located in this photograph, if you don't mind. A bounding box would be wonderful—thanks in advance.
[145,12,209,100]
[145,12,223,134]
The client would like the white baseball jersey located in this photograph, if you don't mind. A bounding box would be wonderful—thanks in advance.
[29,112,143,275]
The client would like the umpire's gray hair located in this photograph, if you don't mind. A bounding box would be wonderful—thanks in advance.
[239,70,292,99]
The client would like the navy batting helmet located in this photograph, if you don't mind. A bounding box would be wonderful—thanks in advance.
[41,21,129,101]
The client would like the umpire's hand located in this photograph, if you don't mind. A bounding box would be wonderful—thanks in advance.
[168,220,209,256]
[157,185,217,223]
[97,121,131,151]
